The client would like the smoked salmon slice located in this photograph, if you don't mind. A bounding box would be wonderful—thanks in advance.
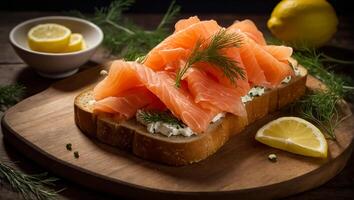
[235,32,269,87]
[262,45,293,62]
[133,62,218,133]
[93,17,296,134]
[227,27,291,86]
[250,39,293,85]
[186,69,246,117]
[94,87,158,119]
[196,45,251,96]
[144,20,221,71]
[94,60,218,133]
[174,16,201,33]
[93,60,141,100]
[229,19,267,45]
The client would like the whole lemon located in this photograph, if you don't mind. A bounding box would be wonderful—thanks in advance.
[267,0,338,48]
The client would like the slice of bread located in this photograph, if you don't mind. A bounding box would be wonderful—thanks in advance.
[74,66,307,166]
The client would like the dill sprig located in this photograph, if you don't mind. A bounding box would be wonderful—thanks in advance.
[175,29,245,87]
[75,0,180,60]
[0,85,62,199]
[0,161,61,200]
[0,84,25,112]
[296,91,340,139]
[291,48,354,139]
[292,48,354,98]
[137,110,183,127]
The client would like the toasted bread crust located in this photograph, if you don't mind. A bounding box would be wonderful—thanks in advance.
[74,67,307,166]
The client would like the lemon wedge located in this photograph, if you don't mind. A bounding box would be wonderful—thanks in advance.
[64,33,86,53]
[28,23,71,53]
[255,117,327,158]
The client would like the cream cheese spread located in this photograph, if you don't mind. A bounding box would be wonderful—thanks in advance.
[241,86,265,103]
[281,76,292,84]
[136,110,227,137]
[136,110,196,137]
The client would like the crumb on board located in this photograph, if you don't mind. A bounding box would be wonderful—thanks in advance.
[66,143,72,151]
[268,153,277,162]
[74,151,79,159]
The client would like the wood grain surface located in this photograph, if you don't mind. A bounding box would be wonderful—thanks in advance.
[1,62,353,199]
[1,12,354,200]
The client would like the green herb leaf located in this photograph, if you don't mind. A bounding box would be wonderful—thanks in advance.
[0,84,25,111]
[290,48,354,140]
[0,85,60,199]
[0,160,61,200]
[295,91,339,139]
[66,143,72,151]
[175,29,245,87]
[74,151,79,159]
[137,110,183,127]
[156,0,181,31]
[292,48,353,98]
[75,0,180,60]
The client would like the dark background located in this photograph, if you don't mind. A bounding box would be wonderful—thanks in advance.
[0,1,354,200]
[1,0,353,15]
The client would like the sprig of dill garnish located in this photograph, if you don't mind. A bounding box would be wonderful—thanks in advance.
[175,29,245,87]
[75,0,180,60]
[0,84,25,112]
[292,48,354,97]
[0,85,62,199]
[137,110,183,127]
[292,48,354,139]
[296,91,340,139]
[0,160,61,200]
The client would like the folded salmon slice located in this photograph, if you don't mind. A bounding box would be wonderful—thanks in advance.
[229,19,267,45]
[158,48,190,70]
[94,87,158,119]
[174,16,201,33]
[144,19,221,71]
[133,62,218,133]
[195,46,250,97]
[234,32,269,87]
[227,19,292,86]
[93,60,141,100]
[262,45,293,62]
[249,39,293,85]
[186,69,246,117]
[94,60,218,133]
[93,18,296,133]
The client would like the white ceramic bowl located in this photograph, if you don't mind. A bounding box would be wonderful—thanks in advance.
[9,16,103,78]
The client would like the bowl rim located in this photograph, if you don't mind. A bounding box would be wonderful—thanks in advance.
[9,16,104,56]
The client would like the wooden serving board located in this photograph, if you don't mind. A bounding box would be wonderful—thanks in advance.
[2,66,353,199]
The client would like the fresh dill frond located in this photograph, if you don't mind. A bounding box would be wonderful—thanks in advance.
[93,0,135,34]
[266,39,354,98]
[175,29,245,87]
[137,110,183,127]
[135,55,146,63]
[292,48,353,98]
[75,0,180,60]
[156,1,181,31]
[291,48,354,140]
[0,84,25,111]
[0,161,61,200]
[265,36,284,46]
[320,54,354,65]
[296,91,339,139]
[0,85,61,198]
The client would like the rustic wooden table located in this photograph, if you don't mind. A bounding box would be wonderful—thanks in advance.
[0,11,353,200]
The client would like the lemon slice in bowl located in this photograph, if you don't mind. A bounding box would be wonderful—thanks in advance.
[28,23,71,53]
[256,117,328,158]
[64,33,86,53]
